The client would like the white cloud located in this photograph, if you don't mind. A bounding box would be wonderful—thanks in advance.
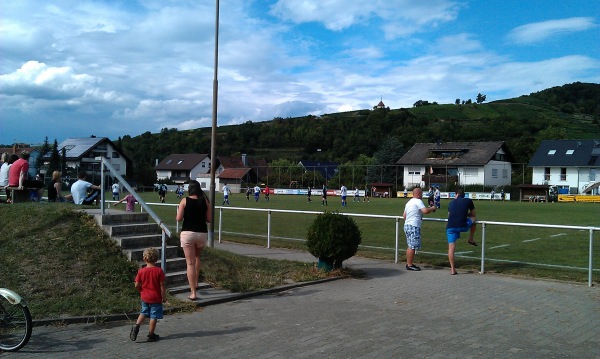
[507,17,597,44]
[270,0,460,38]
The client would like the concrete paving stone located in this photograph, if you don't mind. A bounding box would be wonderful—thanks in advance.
[2,241,599,358]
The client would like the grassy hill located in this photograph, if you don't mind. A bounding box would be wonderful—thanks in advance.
[119,82,599,184]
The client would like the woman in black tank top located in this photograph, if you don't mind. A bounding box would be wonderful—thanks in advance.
[176,180,212,300]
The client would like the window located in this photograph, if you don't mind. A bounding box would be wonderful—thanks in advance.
[492,169,498,178]
[544,167,550,181]
[177,160,183,165]
[112,152,120,158]
[560,168,566,181]
[202,162,206,168]
[408,171,421,175]
[502,169,508,178]
[166,160,172,164]
[565,150,574,155]
[547,150,556,155]
[113,164,120,171]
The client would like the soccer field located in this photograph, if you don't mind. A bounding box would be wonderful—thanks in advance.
[133,191,599,283]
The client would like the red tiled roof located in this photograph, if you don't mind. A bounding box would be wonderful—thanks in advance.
[219,168,251,179]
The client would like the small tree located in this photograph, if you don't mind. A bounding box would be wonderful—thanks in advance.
[306,211,362,270]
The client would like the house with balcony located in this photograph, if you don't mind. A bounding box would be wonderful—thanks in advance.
[155,153,210,184]
[206,154,267,193]
[41,137,130,185]
[528,139,600,195]
[396,141,513,189]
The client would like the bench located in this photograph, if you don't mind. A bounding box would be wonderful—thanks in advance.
[4,187,40,204]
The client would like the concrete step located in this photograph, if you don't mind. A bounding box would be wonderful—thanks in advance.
[168,282,212,295]
[139,257,187,273]
[105,223,160,237]
[113,234,163,249]
[96,212,150,225]
[165,270,188,287]
[124,245,179,262]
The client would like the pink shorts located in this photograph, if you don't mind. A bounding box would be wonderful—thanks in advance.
[180,231,208,249]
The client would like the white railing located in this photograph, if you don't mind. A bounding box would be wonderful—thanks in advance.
[211,206,599,287]
[98,158,172,273]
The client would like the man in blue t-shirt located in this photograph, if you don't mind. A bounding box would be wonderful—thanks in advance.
[446,188,477,275]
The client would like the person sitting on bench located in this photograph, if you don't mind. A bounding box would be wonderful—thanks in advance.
[8,150,44,201]
[71,172,101,205]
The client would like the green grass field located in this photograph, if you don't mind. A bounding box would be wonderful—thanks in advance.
[119,191,599,284]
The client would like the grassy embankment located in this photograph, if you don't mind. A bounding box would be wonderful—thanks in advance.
[0,203,336,320]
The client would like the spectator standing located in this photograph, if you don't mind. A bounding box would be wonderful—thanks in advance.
[130,248,166,342]
[446,188,478,275]
[115,193,138,212]
[176,180,212,300]
[403,188,437,271]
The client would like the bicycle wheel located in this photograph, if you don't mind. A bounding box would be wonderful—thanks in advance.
[0,296,32,352]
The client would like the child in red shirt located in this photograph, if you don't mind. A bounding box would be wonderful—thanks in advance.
[130,248,166,342]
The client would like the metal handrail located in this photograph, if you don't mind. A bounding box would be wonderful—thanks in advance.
[98,158,171,272]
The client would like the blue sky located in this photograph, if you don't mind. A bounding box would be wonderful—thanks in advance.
[1,0,599,145]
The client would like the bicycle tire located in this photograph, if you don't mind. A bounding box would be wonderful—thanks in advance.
[0,297,33,352]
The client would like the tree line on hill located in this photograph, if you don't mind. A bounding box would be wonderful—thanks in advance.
[115,82,599,186]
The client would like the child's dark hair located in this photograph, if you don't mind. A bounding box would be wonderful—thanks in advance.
[142,248,159,263]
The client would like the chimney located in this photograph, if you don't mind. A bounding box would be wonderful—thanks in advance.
[242,153,247,166]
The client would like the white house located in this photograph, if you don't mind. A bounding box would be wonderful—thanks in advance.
[155,153,210,184]
[396,141,513,189]
[528,139,600,195]
[51,137,129,179]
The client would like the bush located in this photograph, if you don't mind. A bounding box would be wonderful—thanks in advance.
[306,211,362,269]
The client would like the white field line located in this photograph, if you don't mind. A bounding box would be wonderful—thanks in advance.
[488,244,511,249]
[522,238,540,242]
[549,233,567,237]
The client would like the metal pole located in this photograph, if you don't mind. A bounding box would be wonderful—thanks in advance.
[480,222,486,274]
[395,217,399,263]
[208,0,220,247]
[218,207,222,243]
[100,160,105,214]
[267,210,271,248]
[589,228,593,287]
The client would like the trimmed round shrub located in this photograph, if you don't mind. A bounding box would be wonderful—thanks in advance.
[306,211,362,269]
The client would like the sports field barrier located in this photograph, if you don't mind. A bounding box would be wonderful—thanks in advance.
[211,206,599,287]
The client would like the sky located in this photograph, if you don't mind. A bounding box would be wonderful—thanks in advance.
[1,0,599,146]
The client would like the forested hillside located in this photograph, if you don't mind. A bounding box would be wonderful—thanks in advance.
[120,82,600,185]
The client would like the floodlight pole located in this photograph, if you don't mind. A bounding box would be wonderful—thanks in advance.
[208,0,220,247]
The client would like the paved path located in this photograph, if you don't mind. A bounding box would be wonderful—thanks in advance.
[4,242,599,358]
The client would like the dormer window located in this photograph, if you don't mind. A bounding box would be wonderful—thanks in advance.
[177,160,183,165]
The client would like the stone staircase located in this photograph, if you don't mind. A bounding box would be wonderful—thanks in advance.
[91,210,191,293]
